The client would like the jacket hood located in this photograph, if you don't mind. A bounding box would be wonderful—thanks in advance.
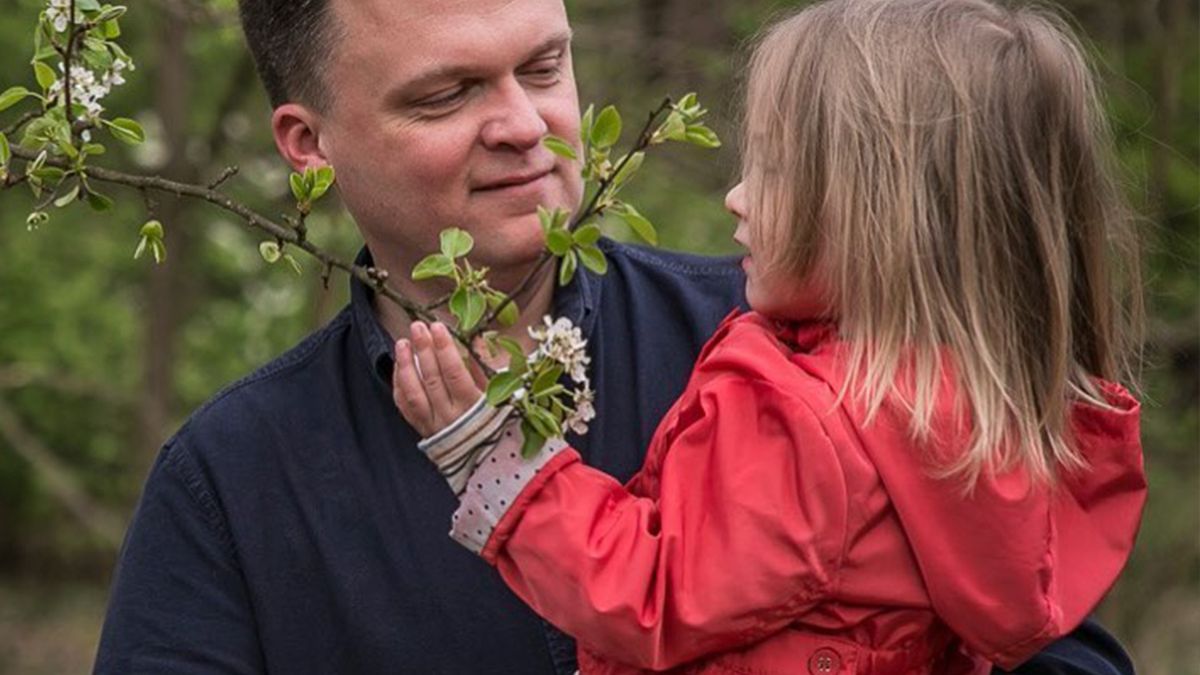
[769,317,1147,669]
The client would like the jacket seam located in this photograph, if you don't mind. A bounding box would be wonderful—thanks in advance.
[161,438,238,556]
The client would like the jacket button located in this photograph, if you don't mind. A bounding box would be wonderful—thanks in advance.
[808,647,841,674]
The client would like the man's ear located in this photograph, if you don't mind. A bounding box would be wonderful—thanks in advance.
[271,103,328,173]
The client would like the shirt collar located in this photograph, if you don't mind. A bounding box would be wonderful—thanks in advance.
[350,245,601,387]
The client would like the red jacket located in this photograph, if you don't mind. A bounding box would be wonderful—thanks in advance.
[476,311,1146,674]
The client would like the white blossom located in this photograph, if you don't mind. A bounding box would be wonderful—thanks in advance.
[46,0,73,33]
[565,385,596,435]
[528,316,591,383]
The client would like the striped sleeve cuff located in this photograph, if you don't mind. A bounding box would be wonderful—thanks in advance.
[418,398,514,496]
[449,428,570,556]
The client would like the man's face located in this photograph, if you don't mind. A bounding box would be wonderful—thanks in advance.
[318,0,583,279]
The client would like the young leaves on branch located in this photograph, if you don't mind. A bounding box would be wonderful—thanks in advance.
[412,94,721,456]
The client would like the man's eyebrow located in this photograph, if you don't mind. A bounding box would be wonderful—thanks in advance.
[389,30,573,102]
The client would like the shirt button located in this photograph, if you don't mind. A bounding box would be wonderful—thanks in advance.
[808,647,841,674]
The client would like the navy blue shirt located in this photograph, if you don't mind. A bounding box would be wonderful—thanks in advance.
[95,240,1134,674]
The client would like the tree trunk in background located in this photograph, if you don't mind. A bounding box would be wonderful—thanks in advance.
[638,0,669,86]
[138,6,192,472]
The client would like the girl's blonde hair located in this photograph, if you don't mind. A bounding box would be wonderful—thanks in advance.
[741,0,1143,487]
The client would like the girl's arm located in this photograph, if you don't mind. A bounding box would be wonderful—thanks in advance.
[394,322,849,671]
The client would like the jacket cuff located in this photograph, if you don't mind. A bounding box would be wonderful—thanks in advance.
[419,398,513,496]
[449,428,574,557]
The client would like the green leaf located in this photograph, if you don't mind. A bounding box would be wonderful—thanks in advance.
[486,371,524,406]
[558,249,578,286]
[579,104,595,146]
[526,405,562,439]
[133,236,147,260]
[591,105,621,150]
[449,288,469,326]
[611,151,644,189]
[33,62,57,91]
[488,292,520,328]
[0,87,31,113]
[684,125,721,149]
[311,165,335,201]
[104,117,145,145]
[542,135,577,160]
[451,288,486,330]
[658,111,687,142]
[85,189,113,211]
[572,223,602,247]
[95,6,127,23]
[259,241,281,264]
[440,228,474,259]
[31,167,65,183]
[140,220,164,240]
[102,19,121,39]
[76,0,102,11]
[0,132,9,166]
[677,92,699,113]
[82,143,106,156]
[615,204,658,246]
[26,211,49,229]
[545,228,572,256]
[54,184,80,208]
[462,290,487,332]
[283,253,303,276]
[151,239,167,264]
[411,253,455,280]
[289,172,307,202]
[577,245,608,275]
[496,336,528,374]
[532,365,563,396]
[520,420,547,458]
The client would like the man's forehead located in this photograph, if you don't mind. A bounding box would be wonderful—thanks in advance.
[333,0,565,31]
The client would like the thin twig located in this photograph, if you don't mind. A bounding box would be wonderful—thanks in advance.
[9,144,437,328]
[1,110,38,137]
[469,97,674,341]
[207,165,238,190]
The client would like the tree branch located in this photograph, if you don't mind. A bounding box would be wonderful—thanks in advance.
[0,396,125,551]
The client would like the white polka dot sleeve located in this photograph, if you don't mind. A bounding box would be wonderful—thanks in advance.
[449,427,568,555]
[417,400,572,556]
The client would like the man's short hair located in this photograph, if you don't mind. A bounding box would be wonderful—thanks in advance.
[237,0,342,110]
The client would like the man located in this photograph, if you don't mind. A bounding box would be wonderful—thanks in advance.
[94,0,1136,673]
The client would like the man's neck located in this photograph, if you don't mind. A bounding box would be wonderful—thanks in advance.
[371,255,557,370]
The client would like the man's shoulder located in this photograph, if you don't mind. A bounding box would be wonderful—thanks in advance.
[170,308,356,455]
[600,238,743,280]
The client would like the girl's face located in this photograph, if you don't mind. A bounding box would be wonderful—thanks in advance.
[725,181,832,321]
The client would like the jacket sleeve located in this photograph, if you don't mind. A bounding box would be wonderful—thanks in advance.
[993,619,1135,675]
[94,439,264,675]
[452,375,849,671]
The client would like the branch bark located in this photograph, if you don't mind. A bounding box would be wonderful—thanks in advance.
[0,397,125,552]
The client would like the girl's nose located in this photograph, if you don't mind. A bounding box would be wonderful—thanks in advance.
[725,182,747,220]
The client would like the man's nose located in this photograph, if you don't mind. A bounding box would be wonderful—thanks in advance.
[480,78,550,152]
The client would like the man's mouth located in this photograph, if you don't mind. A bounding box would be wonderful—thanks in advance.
[475,168,555,192]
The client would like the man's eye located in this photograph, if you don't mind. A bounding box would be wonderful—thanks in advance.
[521,59,562,84]
[418,87,467,109]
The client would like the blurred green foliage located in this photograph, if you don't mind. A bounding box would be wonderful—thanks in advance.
[0,0,1195,673]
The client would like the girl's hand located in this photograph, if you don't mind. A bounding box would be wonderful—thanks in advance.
[393,321,485,437]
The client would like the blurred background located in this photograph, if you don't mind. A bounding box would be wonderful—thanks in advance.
[0,0,1195,672]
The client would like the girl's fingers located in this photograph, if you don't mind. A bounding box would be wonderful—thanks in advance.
[393,338,433,436]
[410,322,455,424]
[431,323,482,408]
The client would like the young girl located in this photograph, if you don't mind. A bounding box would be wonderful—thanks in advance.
[393,0,1146,672]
